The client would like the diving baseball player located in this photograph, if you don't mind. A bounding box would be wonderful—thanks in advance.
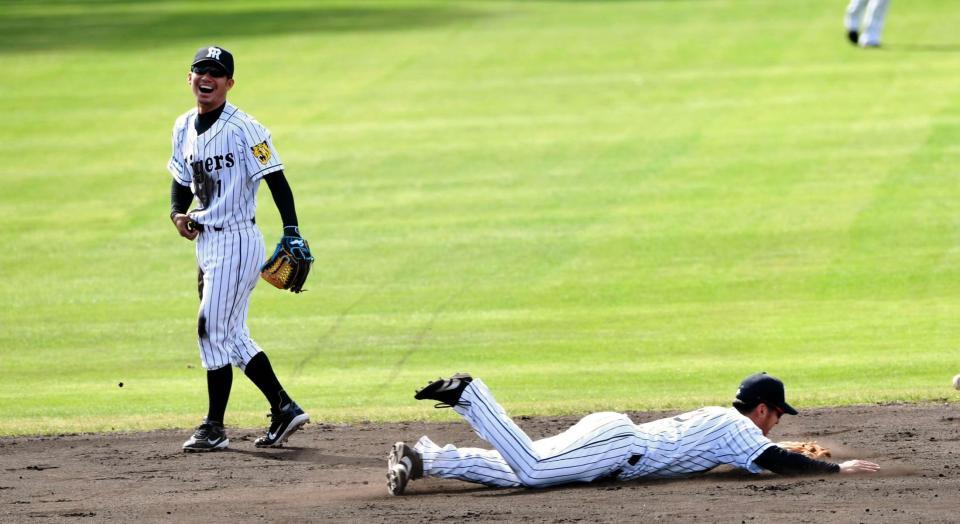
[167,45,310,451]
[386,373,879,494]
[845,0,892,47]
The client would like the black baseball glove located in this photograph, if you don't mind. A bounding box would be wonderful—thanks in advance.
[261,235,314,293]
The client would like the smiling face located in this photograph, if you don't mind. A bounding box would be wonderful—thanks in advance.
[188,62,234,113]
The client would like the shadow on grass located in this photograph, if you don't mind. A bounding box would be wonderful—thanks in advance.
[0,2,487,54]
[886,43,960,53]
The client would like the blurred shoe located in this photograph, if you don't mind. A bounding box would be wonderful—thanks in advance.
[387,441,423,496]
[182,419,229,452]
[847,30,859,45]
[254,401,309,447]
[415,373,473,408]
[858,35,881,48]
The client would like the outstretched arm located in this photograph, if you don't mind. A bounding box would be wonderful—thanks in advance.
[754,446,878,475]
[837,460,881,474]
[263,170,300,237]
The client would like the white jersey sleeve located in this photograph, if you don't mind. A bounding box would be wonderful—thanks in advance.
[720,414,774,473]
[167,111,194,187]
[234,117,284,181]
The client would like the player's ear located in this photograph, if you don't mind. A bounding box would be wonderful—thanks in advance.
[226,78,235,90]
[187,72,192,84]
[760,404,774,419]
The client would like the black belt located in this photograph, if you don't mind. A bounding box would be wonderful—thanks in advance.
[197,218,255,232]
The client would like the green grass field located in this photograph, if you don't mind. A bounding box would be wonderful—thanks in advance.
[2,0,959,436]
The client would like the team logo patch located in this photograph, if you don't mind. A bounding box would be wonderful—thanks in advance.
[251,141,272,165]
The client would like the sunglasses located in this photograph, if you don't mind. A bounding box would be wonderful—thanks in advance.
[191,64,228,78]
[771,405,784,419]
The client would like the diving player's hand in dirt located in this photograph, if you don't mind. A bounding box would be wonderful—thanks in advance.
[838,460,880,474]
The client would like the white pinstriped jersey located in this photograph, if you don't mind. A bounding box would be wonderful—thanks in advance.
[619,407,773,480]
[167,102,283,228]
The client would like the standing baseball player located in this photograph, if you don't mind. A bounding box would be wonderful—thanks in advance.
[845,0,892,47]
[167,45,310,451]
[386,372,879,494]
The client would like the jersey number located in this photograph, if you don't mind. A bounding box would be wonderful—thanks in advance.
[193,172,221,208]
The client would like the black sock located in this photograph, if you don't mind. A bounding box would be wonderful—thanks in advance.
[244,352,291,411]
[206,365,233,424]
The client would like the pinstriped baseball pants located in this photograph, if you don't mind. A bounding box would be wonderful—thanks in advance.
[415,379,640,488]
[195,225,265,370]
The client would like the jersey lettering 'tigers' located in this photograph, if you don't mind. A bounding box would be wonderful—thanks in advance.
[190,153,236,175]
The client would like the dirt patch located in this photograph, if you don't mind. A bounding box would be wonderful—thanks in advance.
[1,404,958,522]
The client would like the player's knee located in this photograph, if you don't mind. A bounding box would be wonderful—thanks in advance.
[231,352,252,370]
[515,469,552,488]
[518,477,551,488]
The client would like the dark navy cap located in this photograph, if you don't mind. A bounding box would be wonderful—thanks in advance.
[735,372,798,415]
[192,45,234,77]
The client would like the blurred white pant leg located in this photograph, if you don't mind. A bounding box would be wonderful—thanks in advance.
[860,0,891,46]
[845,0,869,31]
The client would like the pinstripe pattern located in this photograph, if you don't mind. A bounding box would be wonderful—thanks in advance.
[167,112,192,186]
[167,102,283,371]
[195,223,266,370]
[415,381,775,488]
[166,102,283,229]
[422,379,639,488]
[415,435,522,488]
[618,406,773,480]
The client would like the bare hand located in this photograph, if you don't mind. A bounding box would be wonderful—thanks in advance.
[172,213,199,241]
[839,460,880,474]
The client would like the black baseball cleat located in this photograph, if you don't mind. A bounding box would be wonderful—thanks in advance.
[254,401,310,448]
[182,419,229,452]
[414,373,473,408]
[387,441,423,496]
[847,30,859,45]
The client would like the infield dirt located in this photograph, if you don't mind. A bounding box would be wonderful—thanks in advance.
[2,403,958,522]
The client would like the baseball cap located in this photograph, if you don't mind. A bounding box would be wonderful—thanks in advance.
[735,372,798,415]
[192,45,234,77]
